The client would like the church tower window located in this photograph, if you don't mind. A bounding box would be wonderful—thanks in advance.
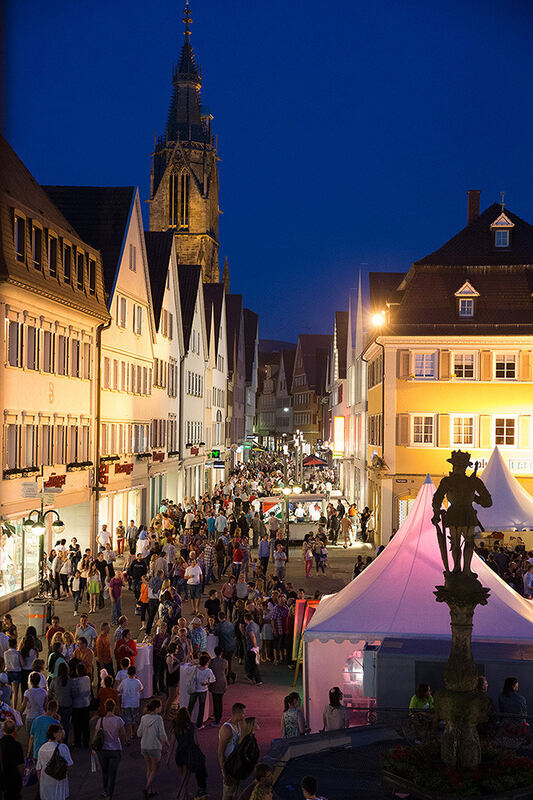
[179,171,189,228]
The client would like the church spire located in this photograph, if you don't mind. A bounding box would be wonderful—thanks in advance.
[177,0,200,78]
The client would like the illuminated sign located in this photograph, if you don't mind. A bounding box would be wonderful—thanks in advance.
[333,416,345,457]
[211,449,220,459]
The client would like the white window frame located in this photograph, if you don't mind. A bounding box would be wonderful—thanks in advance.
[129,243,136,271]
[412,351,437,380]
[116,296,127,329]
[458,298,474,317]
[493,415,517,448]
[494,229,509,248]
[410,414,435,446]
[451,414,476,447]
[453,352,476,380]
[494,352,518,380]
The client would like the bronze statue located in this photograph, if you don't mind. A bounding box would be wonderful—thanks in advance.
[432,451,493,770]
[431,450,492,576]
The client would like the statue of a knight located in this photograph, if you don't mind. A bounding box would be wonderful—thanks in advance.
[432,450,493,577]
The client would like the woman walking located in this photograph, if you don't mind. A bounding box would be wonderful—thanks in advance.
[170,707,208,799]
[94,698,125,800]
[36,723,73,800]
[164,641,181,717]
[49,663,74,742]
[87,564,101,613]
[302,535,313,578]
[19,632,38,694]
[137,698,168,798]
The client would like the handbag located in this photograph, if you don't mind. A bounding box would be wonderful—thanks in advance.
[22,756,38,787]
[92,717,105,751]
[224,734,259,780]
[186,667,198,695]
[44,743,68,781]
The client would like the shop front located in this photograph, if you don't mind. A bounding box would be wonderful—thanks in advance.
[98,487,145,543]
[0,516,41,612]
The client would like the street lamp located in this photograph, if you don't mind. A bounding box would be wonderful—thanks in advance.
[22,509,65,597]
[282,484,302,562]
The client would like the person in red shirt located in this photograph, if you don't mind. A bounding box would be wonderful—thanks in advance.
[114,629,137,667]
[45,616,65,649]
[232,544,244,579]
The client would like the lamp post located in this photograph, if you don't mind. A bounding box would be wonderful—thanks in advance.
[282,484,302,562]
[22,507,65,598]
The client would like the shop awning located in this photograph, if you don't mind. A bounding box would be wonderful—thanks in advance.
[303,455,328,467]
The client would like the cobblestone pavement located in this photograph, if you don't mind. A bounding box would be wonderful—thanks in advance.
[11,542,374,799]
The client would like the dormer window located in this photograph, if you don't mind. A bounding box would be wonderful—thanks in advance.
[490,211,514,249]
[454,280,479,319]
[459,298,474,317]
[494,229,509,248]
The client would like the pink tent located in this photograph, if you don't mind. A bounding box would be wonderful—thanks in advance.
[477,447,533,531]
[303,475,533,730]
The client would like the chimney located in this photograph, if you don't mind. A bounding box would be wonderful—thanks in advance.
[467,189,481,225]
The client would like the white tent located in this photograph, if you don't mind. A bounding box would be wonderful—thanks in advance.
[303,475,533,731]
[477,446,533,532]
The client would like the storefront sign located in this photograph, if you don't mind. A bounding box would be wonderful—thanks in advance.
[190,447,199,456]
[213,460,225,469]
[22,482,39,498]
[44,474,66,489]
[152,452,165,463]
[211,449,220,459]
[396,478,407,483]
[115,462,134,475]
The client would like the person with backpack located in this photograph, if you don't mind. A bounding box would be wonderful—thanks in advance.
[36,723,73,800]
[224,717,260,786]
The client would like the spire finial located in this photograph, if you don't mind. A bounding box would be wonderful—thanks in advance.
[500,190,506,211]
[183,0,192,36]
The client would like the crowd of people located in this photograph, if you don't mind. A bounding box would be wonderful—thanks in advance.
[0,457,338,800]
[475,538,533,598]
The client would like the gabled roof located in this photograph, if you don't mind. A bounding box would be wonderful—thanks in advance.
[0,137,108,320]
[281,349,296,390]
[415,203,533,267]
[177,264,202,352]
[203,282,224,358]
[297,334,333,391]
[225,293,243,376]
[335,311,349,380]
[43,185,135,297]
[144,230,174,329]
[243,308,258,384]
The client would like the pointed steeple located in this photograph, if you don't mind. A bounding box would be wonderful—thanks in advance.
[177,0,200,78]
[222,257,230,293]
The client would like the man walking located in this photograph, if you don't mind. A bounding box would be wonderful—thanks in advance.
[258,533,270,577]
[243,612,262,685]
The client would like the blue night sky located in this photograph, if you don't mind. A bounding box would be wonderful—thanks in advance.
[4,0,533,341]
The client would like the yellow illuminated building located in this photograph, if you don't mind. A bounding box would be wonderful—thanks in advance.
[363,193,533,543]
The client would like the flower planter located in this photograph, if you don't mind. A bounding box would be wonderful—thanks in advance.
[3,469,23,480]
[382,770,533,800]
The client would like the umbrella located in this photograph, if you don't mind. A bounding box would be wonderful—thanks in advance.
[303,455,328,467]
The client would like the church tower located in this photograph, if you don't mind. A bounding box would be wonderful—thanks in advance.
[149,1,220,283]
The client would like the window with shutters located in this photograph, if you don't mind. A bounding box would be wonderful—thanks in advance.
[143,367,148,394]
[413,352,436,379]
[63,244,72,283]
[55,424,66,463]
[494,353,517,380]
[133,305,143,335]
[43,331,54,373]
[103,357,111,389]
[79,424,90,461]
[5,423,20,469]
[121,361,126,391]
[57,335,68,376]
[23,424,37,468]
[411,415,434,445]
[7,320,22,367]
[453,353,475,379]
[70,338,80,377]
[452,416,474,446]
[116,296,127,328]
[88,258,96,295]
[494,417,515,446]
[113,359,119,389]
[101,423,108,456]
[82,342,91,380]
[26,325,38,370]
[129,244,136,271]
[32,225,42,270]
[14,215,25,261]
[41,424,53,466]
[76,251,85,290]
[48,235,58,277]
[69,425,78,461]
[136,365,142,394]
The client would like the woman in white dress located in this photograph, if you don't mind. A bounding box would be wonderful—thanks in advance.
[36,722,73,800]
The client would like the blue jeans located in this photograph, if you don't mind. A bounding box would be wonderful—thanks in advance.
[72,590,81,612]
[58,706,72,742]
[98,749,121,797]
[112,597,122,625]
